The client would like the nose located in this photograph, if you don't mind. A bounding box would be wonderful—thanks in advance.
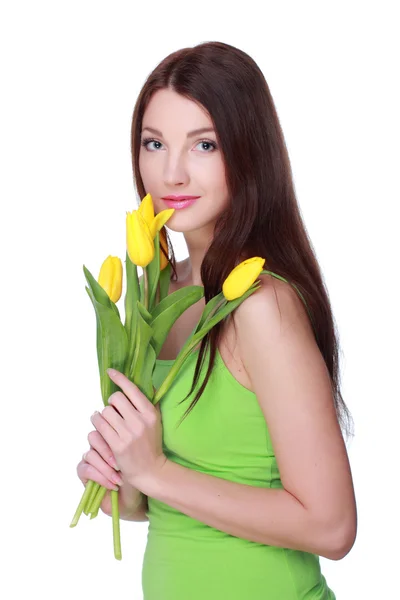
[163,152,190,187]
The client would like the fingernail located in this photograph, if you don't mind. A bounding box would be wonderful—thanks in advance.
[107,368,117,377]
[109,456,120,470]
[112,473,123,485]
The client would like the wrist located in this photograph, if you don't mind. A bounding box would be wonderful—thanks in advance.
[132,454,169,497]
[118,482,144,515]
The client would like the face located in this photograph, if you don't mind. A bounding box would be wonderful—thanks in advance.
[139,88,229,235]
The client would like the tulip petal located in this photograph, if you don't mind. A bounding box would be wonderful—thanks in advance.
[109,257,123,303]
[98,256,114,299]
[126,210,155,267]
[222,257,265,301]
[149,209,175,239]
[85,264,120,319]
[137,193,154,229]
[98,256,123,303]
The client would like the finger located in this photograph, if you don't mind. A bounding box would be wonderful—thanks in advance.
[81,449,123,488]
[87,430,119,470]
[77,459,120,491]
[107,368,154,415]
[108,391,144,425]
[90,410,120,449]
[101,404,131,437]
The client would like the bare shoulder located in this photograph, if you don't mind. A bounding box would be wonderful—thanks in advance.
[233,272,314,350]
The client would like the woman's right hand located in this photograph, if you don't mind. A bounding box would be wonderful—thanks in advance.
[76,429,123,516]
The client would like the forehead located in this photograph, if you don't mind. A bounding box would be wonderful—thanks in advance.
[143,89,213,131]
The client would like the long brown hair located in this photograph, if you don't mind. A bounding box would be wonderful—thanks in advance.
[130,41,354,440]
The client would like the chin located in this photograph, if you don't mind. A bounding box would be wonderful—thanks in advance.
[169,217,219,235]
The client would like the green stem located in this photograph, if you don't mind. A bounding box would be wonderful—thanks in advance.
[111,490,122,560]
[88,484,107,515]
[84,481,100,515]
[70,479,95,527]
[156,280,160,305]
[143,266,149,311]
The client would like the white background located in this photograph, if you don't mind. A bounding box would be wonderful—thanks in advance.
[1,1,398,598]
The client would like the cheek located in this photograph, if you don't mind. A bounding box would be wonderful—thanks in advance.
[212,166,229,199]
[138,151,147,178]
[213,157,227,185]
[138,153,156,189]
[200,157,226,186]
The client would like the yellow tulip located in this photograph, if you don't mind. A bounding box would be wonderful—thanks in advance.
[149,209,175,239]
[159,227,169,270]
[137,192,154,228]
[98,255,123,303]
[138,192,175,239]
[126,210,155,267]
[222,257,266,301]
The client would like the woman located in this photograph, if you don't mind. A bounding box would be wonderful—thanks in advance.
[77,41,357,599]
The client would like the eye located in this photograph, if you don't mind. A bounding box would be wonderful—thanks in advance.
[195,140,217,152]
[141,137,218,153]
[141,137,162,151]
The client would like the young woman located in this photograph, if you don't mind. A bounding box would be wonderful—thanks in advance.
[77,41,357,599]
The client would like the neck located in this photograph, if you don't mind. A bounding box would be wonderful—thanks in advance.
[179,228,214,286]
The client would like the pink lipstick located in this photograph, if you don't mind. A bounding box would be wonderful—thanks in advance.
[161,195,200,209]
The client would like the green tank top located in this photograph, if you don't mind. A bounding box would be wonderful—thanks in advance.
[143,346,336,600]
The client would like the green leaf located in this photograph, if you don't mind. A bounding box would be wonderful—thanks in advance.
[85,285,104,378]
[125,295,151,380]
[153,282,261,404]
[83,264,120,320]
[150,286,204,356]
[195,282,261,337]
[124,301,139,379]
[129,301,154,390]
[124,251,140,342]
[194,292,227,333]
[151,285,204,321]
[158,262,171,303]
[139,342,156,401]
[85,286,128,405]
[147,231,160,313]
[137,300,152,325]
[174,282,261,363]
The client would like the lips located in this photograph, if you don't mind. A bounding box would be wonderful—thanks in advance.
[162,196,200,201]
[162,196,200,209]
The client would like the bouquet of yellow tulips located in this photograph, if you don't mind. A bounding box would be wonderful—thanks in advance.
[69,192,307,560]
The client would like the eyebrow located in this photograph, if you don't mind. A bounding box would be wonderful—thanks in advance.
[141,126,215,138]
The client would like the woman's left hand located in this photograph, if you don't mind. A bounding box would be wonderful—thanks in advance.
[90,368,167,491]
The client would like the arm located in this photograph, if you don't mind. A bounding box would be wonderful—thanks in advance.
[144,459,332,553]
[139,275,357,559]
